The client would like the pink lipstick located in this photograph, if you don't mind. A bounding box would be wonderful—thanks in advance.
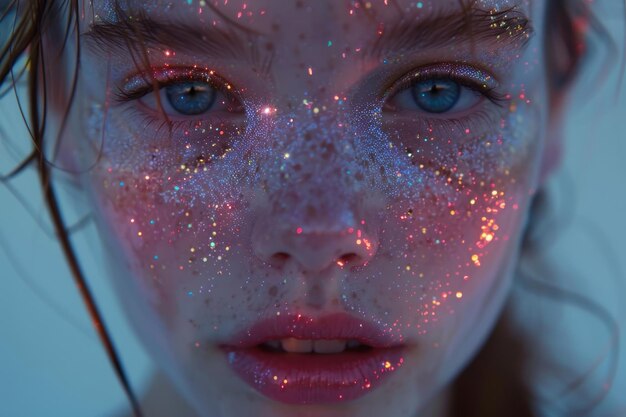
[220,313,406,404]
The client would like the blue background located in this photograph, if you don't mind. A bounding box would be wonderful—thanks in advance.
[1,4,626,416]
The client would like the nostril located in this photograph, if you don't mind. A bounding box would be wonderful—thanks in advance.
[337,253,360,265]
[269,252,291,267]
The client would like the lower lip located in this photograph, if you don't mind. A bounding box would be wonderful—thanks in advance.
[222,345,406,404]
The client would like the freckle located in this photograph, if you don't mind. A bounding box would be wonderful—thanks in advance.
[265,42,274,51]
[268,285,278,297]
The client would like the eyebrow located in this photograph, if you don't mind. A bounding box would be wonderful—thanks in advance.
[367,6,533,59]
[83,15,267,67]
[83,6,532,64]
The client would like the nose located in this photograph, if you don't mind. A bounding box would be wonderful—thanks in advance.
[248,113,381,274]
[252,217,379,273]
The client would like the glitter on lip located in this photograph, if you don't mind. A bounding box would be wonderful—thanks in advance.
[221,313,407,404]
[224,345,406,404]
[80,0,546,413]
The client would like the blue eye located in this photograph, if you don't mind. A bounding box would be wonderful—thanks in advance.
[117,69,244,118]
[411,79,460,113]
[165,82,216,115]
[384,65,496,115]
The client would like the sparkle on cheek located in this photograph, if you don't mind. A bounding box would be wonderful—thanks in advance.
[92,80,538,335]
[83,1,542,406]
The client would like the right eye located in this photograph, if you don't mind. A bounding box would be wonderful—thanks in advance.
[164,81,217,115]
[116,68,244,118]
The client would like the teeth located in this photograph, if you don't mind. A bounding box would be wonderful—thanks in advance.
[281,338,313,353]
[263,339,365,353]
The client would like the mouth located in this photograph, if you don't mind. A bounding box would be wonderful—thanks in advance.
[259,337,373,353]
[220,313,407,405]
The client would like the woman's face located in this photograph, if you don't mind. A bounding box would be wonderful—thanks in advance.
[64,0,550,415]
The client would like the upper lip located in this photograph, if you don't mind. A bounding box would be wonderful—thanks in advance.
[220,313,405,349]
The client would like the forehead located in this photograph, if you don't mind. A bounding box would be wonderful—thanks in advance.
[88,0,532,33]
[83,0,538,100]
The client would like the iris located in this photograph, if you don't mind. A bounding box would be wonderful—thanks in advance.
[165,82,216,115]
[411,79,461,113]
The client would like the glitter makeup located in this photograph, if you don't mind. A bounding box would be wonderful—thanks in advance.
[69,1,547,416]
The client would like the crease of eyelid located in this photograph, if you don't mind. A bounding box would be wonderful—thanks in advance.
[426,109,501,138]
[383,108,502,141]
[112,70,234,103]
[115,107,244,140]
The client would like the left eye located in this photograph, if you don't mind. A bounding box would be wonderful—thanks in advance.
[386,77,482,114]
[165,81,217,115]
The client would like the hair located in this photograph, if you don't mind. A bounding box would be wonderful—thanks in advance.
[0,1,618,416]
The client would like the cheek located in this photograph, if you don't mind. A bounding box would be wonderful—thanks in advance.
[84,142,256,333]
[358,186,527,334]
[79,60,546,381]
[339,96,544,337]
[80,91,257,311]
[84,91,543,323]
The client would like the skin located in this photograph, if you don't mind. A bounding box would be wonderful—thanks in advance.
[51,0,562,415]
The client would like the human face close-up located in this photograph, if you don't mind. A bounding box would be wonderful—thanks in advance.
[60,0,552,415]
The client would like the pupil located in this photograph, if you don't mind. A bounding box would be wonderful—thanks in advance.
[166,82,216,116]
[412,79,460,114]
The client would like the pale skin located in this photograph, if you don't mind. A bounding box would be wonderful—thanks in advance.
[47,0,567,415]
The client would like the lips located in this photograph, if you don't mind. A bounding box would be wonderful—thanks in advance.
[220,313,407,405]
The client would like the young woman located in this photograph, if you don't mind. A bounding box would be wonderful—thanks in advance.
[0,0,622,416]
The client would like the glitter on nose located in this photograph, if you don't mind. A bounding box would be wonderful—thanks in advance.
[262,106,277,115]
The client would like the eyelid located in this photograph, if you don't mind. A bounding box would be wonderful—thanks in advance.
[384,63,503,105]
[114,66,239,103]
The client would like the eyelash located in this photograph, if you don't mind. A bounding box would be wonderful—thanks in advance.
[384,63,506,110]
[121,107,210,135]
[111,67,245,139]
[113,67,241,109]
[378,64,508,141]
[112,63,506,143]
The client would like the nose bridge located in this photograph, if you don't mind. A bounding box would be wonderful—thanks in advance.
[268,109,365,229]
[250,109,381,272]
